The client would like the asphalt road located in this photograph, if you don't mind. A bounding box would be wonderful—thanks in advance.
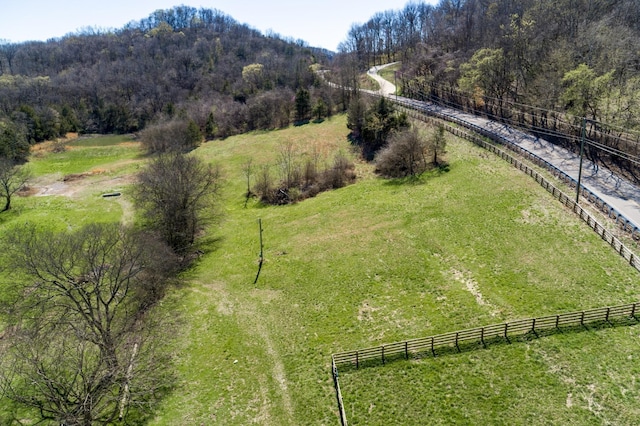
[368,65,640,231]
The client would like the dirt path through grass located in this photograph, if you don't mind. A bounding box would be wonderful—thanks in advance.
[240,299,294,423]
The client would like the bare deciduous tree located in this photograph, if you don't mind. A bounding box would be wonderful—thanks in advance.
[0,158,30,212]
[0,223,177,425]
[135,152,221,255]
[375,127,428,178]
[138,118,203,154]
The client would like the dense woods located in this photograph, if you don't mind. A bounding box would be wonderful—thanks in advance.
[337,0,640,182]
[0,6,336,162]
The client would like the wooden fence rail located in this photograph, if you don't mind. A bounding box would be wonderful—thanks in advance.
[330,302,640,424]
[331,357,348,426]
[388,95,640,241]
[370,95,640,274]
[332,302,639,369]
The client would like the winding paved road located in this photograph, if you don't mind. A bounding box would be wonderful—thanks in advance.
[368,65,640,232]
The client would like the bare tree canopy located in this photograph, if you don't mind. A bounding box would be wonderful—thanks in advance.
[0,6,331,146]
[0,158,30,212]
[375,127,428,178]
[138,118,203,154]
[0,223,178,425]
[135,152,221,255]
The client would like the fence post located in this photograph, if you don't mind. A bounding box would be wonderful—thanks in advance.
[480,327,486,348]
[580,311,586,329]
[606,307,611,325]
[381,346,385,365]
[332,357,349,426]
[555,315,560,329]
[632,303,637,320]
[531,318,538,337]
[405,341,409,360]
[455,332,460,352]
[504,323,510,343]
[431,336,436,357]
[356,351,359,369]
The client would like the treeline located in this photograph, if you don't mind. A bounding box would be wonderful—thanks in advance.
[0,6,339,161]
[337,0,640,181]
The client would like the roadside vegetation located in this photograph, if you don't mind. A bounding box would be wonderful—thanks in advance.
[336,0,640,184]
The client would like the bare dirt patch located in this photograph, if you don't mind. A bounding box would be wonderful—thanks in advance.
[450,268,501,317]
[26,169,136,199]
[29,133,79,156]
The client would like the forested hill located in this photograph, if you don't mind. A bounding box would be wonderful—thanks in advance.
[337,0,640,180]
[341,0,640,124]
[0,6,334,160]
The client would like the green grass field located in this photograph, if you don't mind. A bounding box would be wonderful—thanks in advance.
[2,117,640,424]
[0,134,142,232]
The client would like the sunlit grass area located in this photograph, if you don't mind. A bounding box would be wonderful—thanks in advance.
[2,116,639,424]
[151,115,640,424]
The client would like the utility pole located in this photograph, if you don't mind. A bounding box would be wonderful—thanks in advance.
[576,117,587,204]
[394,71,398,101]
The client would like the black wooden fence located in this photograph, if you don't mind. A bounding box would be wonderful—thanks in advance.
[331,357,348,426]
[330,302,640,425]
[332,302,639,369]
[377,96,640,274]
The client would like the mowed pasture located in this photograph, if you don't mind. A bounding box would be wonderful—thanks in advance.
[1,115,640,424]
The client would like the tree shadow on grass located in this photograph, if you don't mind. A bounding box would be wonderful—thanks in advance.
[194,234,225,256]
[382,164,450,187]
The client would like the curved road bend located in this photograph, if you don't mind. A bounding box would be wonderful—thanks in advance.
[367,65,640,231]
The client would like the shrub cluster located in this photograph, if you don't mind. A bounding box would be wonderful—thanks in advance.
[375,124,447,178]
[138,118,202,153]
[253,151,356,205]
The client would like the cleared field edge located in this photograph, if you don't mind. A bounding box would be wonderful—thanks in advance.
[331,301,640,425]
[328,96,640,424]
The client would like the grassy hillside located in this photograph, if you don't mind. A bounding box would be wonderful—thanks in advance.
[150,115,639,424]
[2,116,639,424]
